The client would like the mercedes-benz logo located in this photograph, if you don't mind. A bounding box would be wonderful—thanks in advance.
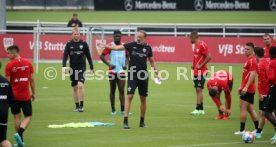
[124,0,133,11]
[270,0,276,11]
[194,0,204,11]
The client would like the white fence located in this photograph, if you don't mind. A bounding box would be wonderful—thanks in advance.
[7,21,276,37]
[2,21,276,73]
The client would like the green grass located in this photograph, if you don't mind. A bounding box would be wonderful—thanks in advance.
[3,10,276,147]
[6,11,276,23]
[0,61,274,147]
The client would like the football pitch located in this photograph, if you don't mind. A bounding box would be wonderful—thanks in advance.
[2,11,276,147]
[0,62,274,147]
[6,11,276,23]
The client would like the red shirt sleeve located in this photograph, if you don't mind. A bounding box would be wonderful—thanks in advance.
[102,48,111,56]
[200,42,209,56]
[211,96,222,108]
[5,63,11,77]
[249,58,257,71]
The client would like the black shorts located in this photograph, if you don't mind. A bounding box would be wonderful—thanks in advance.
[193,75,206,89]
[265,86,276,113]
[259,96,269,111]
[0,125,7,142]
[127,74,148,97]
[0,106,8,125]
[70,68,85,87]
[0,106,8,142]
[11,100,32,117]
[108,73,126,81]
[240,92,255,104]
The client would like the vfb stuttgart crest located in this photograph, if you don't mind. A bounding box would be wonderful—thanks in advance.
[3,38,14,50]
[142,48,146,53]
[79,45,83,49]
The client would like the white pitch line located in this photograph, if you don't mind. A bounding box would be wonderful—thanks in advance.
[169,141,269,147]
[165,104,215,108]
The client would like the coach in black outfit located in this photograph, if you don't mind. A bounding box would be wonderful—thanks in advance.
[62,27,94,112]
[102,30,160,129]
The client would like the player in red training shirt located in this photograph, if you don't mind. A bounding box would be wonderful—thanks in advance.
[263,33,276,58]
[207,70,233,120]
[234,42,259,135]
[5,45,35,147]
[264,46,276,144]
[190,31,211,115]
[253,47,270,139]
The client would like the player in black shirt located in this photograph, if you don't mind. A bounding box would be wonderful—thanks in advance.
[67,13,83,27]
[0,61,14,147]
[62,27,94,112]
[102,30,160,129]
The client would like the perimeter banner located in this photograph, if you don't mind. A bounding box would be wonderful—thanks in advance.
[95,0,275,11]
[0,34,264,63]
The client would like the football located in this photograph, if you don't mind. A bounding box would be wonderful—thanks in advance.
[242,131,255,143]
